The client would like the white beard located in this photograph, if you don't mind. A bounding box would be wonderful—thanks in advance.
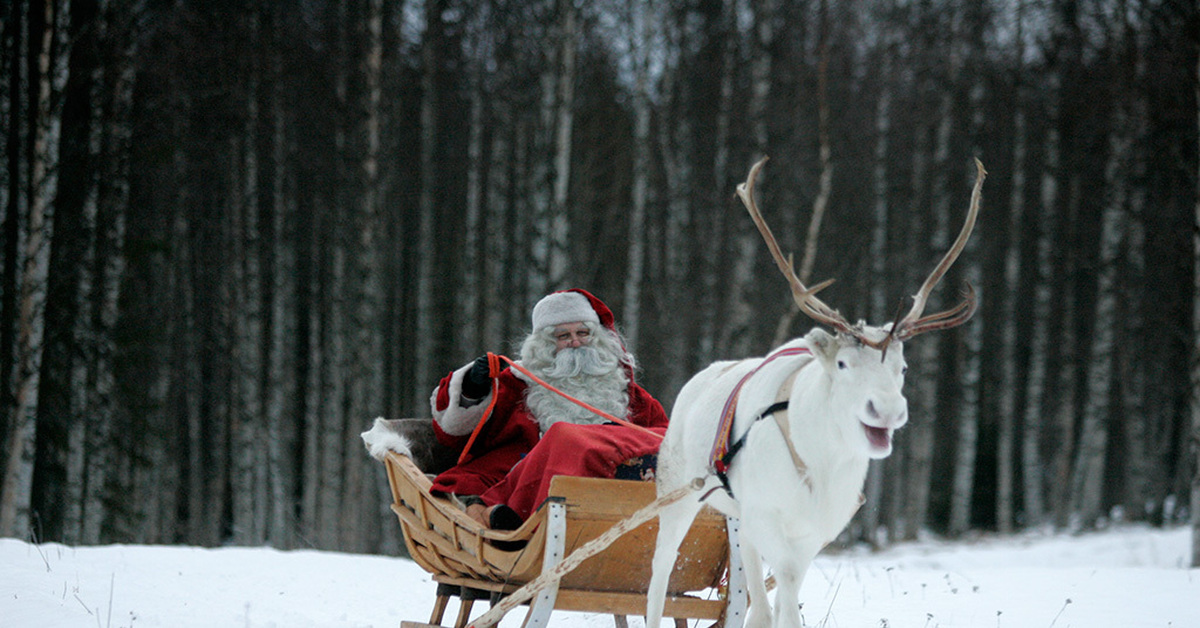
[523,343,631,434]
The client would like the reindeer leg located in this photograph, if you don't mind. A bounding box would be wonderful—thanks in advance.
[769,551,815,628]
[645,495,703,628]
[740,540,771,628]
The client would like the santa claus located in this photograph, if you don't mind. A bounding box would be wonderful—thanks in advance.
[428,289,668,529]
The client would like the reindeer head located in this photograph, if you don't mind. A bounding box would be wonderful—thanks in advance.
[738,157,986,459]
[806,325,908,458]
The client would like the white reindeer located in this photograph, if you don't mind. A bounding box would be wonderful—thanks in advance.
[646,158,985,628]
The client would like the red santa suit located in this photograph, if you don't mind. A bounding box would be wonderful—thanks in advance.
[428,290,668,521]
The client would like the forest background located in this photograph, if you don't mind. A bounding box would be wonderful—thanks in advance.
[0,0,1198,564]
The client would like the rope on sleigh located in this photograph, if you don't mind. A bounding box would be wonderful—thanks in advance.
[467,477,704,628]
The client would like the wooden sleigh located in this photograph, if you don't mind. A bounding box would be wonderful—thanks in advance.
[378,419,747,628]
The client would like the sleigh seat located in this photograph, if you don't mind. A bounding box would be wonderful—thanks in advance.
[375,419,747,628]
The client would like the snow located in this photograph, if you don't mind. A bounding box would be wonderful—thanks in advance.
[2,526,1196,628]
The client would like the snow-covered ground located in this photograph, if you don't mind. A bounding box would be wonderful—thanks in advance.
[2,525,1196,628]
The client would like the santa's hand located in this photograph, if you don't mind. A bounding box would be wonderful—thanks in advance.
[461,355,493,399]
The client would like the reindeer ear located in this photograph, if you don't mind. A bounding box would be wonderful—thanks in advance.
[804,327,839,364]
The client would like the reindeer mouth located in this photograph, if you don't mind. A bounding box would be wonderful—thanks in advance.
[862,424,891,451]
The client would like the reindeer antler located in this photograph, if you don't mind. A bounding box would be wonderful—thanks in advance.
[736,157,883,349]
[736,156,985,350]
[893,158,985,341]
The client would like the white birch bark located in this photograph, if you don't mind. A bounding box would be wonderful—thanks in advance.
[64,16,106,542]
[1,0,68,538]
[770,3,831,349]
[996,0,1028,534]
[84,5,133,544]
[266,39,292,548]
[864,52,892,541]
[1024,68,1060,530]
[1069,107,1129,528]
[1192,50,1200,568]
[231,26,265,546]
[723,0,774,358]
[547,0,575,290]
[901,124,939,541]
[413,0,439,412]
[622,0,652,351]
[460,41,486,352]
[698,0,735,365]
[318,239,347,549]
[231,163,264,546]
[657,12,693,396]
[530,55,556,300]
[343,0,385,552]
[1117,37,1149,526]
[1049,187,1079,530]
[936,53,974,538]
[483,102,510,350]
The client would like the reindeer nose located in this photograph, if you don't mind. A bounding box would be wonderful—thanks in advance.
[866,399,908,426]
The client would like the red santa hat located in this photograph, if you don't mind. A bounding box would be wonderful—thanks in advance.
[531,289,615,331]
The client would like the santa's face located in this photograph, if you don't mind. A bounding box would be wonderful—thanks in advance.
[553,322,592,351]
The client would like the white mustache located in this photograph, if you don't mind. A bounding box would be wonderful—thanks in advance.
[545,345,620,379]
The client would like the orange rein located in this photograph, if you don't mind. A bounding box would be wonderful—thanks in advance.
[456,352,663,465]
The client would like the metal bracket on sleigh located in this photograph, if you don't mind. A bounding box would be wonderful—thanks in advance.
[377,419,747,628]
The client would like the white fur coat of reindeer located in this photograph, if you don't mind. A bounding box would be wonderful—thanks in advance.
[646,158,985,628]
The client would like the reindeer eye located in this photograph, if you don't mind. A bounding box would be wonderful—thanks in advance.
[901,366,909,376]
[837,360,848,370]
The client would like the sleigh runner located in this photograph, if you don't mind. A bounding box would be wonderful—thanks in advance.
[374,418,747,628]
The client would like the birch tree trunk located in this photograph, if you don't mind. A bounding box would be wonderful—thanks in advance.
[1069,18,1136,530]
[771,0,831,349]
[720,0,775,358]
[622,0,652,351]
[343,0,385,552]
[413,0,441,412]
[231,8,265,546]
[933,51,974,538]
[83,1,133,544]
[317,221,346,550]
[483,101,511,350]
[0,0,68,538]
[53,0,102,545]
[0,0,21,460]
[995,0,1028,534]
[657,11,694,397]
[263,14,293,548]
[1189,47,1200,568]
[865,47,892,542]
[548,0,575,290]
[1024,67,1061,530]
[699,0,735,365]
[901,127,939,541]
[460,26,486,353]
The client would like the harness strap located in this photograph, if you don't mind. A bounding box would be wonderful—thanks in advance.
[709,347,811,473]
[711,346,813,498]
[714,400,790,496]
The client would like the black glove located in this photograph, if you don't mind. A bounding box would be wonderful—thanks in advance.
[460,355,493,400]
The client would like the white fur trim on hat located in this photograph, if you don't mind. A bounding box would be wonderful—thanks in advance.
[532,291,600,330]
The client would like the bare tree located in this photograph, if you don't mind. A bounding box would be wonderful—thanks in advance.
[0,0,69,539]
[412,0,442,413]
[995,0,1030,535]
[1068,1,1137,531]
[621,0,652,350]
[1191,40,1200,569]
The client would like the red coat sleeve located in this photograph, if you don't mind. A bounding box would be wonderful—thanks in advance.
[627,383,669,429]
